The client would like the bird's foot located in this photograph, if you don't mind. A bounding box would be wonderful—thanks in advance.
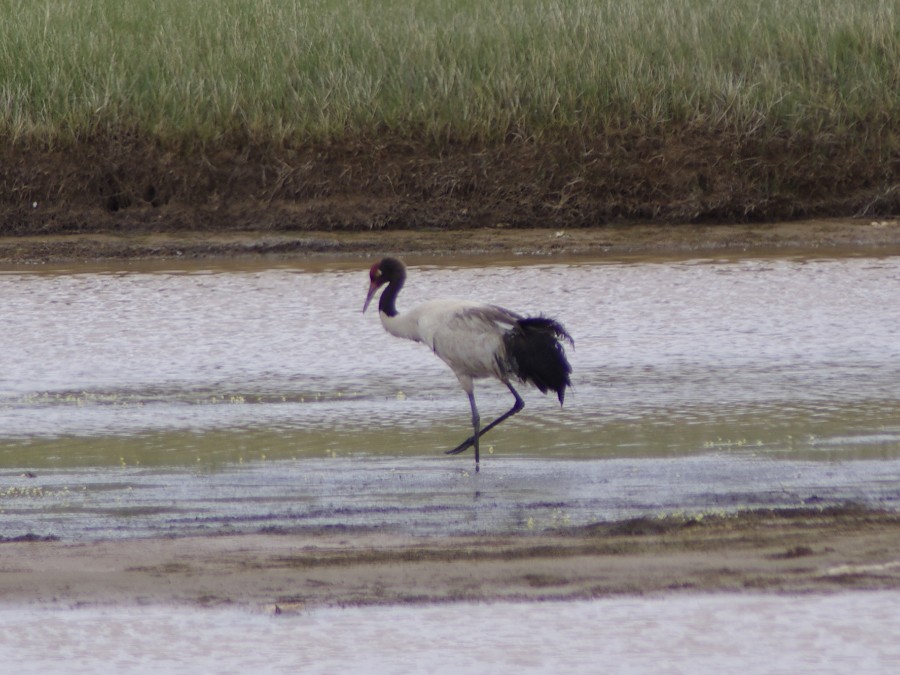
[445,437,475,455]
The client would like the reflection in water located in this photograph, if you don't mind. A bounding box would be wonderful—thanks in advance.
[2,254,900,539]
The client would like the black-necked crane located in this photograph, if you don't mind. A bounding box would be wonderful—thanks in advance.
[363,257,573,471]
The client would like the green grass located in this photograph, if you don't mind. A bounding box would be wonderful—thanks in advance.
[1,0,898,147]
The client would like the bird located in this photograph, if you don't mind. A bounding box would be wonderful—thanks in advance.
[363,257,573,471]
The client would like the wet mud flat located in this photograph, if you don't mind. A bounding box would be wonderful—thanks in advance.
[3,506,900,610]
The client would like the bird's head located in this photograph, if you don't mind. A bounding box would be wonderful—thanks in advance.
[363,257,406,313]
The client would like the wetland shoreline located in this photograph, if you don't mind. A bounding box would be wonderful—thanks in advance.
[4,221,900,610]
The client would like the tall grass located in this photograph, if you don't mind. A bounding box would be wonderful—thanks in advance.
[1,0,898,147]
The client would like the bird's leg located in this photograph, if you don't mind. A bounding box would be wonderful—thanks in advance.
[446,383,524,459]
[468,391,481,472]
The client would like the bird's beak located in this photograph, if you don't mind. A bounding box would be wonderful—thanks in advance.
[362,280,379,313]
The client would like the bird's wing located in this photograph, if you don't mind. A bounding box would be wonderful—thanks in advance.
[462,304,523,328]
[415,301,522,380]
[414,301,518,342]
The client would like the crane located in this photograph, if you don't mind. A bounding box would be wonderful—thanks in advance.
[363,257,573,471]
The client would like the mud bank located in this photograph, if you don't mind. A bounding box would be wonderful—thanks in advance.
[2,218,900,264]
[3,507,900,610]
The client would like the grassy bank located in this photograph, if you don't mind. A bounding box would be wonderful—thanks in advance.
[2,0,898,230]
[4,0,898,143]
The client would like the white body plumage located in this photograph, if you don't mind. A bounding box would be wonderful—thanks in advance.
[378,299,520,392]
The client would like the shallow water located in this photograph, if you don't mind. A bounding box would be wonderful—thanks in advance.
[3,593,900,674]
[2,253,900,540]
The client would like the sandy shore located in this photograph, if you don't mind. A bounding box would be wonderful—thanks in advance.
[2,218,900,264]
[3,508,900,611]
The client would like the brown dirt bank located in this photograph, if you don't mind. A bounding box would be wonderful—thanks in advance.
[2,219,900,265]
[2,132,898,263]
[3,506,900,610]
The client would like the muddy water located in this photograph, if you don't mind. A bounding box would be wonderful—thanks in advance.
[2,253,900,540]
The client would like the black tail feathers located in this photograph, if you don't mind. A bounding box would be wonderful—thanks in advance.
[503,316,574,404]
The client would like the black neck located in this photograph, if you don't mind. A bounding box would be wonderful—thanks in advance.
[379,273,404,317]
